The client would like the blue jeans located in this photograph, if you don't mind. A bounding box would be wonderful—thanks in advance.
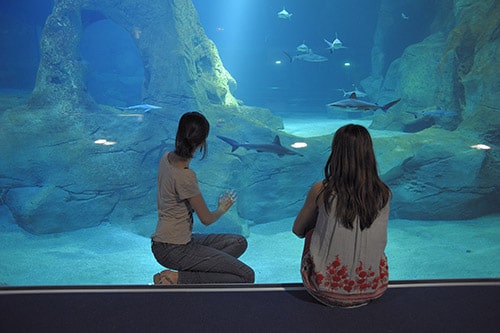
[152,234,255,284]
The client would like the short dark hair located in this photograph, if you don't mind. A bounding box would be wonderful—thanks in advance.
[174,112,210,159]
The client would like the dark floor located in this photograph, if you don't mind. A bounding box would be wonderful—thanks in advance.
[0,279,498,333]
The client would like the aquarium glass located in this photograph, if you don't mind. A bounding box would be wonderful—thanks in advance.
[0,0,498,286]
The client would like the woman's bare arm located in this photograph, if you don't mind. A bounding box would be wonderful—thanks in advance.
[189,190,236,226]
[292,181,322,238]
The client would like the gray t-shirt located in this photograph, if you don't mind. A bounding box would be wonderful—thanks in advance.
[152,152,200,244]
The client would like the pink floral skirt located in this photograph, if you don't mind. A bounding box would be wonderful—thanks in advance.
[300,230,388,307]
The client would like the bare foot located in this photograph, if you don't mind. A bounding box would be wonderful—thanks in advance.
[153,270,178,285]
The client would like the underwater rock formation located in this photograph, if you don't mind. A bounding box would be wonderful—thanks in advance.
[369,0,499,219]
[0,0,281,234]
[377,129,495,220]
[29,0,239,111]
[372,32,461,132]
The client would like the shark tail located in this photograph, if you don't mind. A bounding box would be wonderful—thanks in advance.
[283,51,293,63]
[216,135,240,152]
[381,98,401,112]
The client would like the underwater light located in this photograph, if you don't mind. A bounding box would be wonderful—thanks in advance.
[291,142,307,148]
[94,139,117,146]
[275,60,282,65]
[470,144,491,150]
[343,62,351,67]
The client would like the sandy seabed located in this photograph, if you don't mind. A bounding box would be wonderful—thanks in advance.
[1,213,499,286]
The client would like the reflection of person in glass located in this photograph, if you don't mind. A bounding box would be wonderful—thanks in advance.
[293,124,391,307]
[151,112,254,285]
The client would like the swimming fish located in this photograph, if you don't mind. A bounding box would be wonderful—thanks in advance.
[296,41,310,53]
[338,86,368,98]
[217,135,303,157]
[283,50,328,63]
[327,93,401,112]
[277,7,293,20]
[324,33,347,53]
[116,104,161,112]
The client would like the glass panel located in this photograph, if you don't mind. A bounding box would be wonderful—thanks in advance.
[0,0,498,286]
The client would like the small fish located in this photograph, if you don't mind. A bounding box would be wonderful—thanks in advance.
[116,104,161,112]
[283,50,328,63]
[277,7,293,20]
[328,93,401,112]
[217,135,303,157]
[401,12,409,20]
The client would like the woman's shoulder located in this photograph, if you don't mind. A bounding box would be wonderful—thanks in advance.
[310,181,324,195]
[305,181,325,206]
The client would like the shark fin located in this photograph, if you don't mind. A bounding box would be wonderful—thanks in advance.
[273,135,282,146]
[381,98,402,112]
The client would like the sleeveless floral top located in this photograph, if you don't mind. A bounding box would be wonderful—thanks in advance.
[301,199,390,307]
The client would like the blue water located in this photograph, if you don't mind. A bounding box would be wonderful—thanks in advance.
[0,0,498,286]
[191,0,431,112]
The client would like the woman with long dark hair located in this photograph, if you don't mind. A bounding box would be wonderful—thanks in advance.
[293,124,391,307]
[151,112,254,285]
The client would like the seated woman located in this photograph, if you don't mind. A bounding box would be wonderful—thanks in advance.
[293,124,391,307]
[151,112,254,285]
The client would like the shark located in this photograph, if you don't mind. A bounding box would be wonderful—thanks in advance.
[217,135,303,157]
[338,85,368,98]
[283,50,328,63]
[116,104,161,112]
[328,93,401,112]
[277,7,293,19]
[296,41,310,53]
[324,33,347,53]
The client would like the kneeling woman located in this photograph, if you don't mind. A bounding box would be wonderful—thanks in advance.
[152,112,254,285]
[293,124,391,307]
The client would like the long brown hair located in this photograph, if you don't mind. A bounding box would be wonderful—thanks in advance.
[322,124,390,230]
